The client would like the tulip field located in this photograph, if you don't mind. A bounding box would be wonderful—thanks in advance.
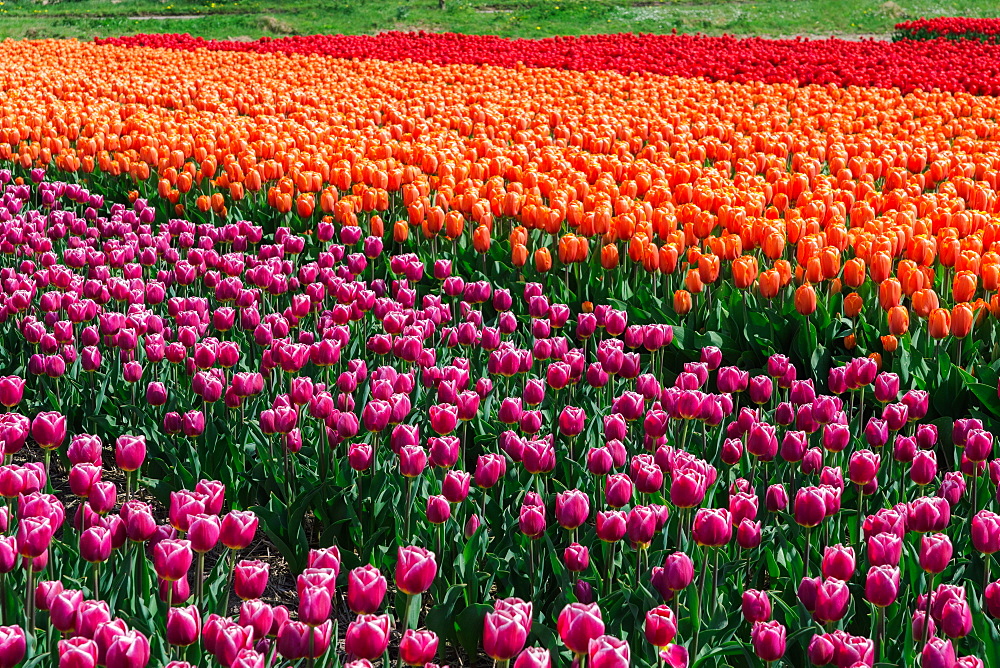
[6,23,1000,668]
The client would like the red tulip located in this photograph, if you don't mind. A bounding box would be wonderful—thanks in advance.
[741,590,771,623]
[588,635,629,668]
[557,603,604,655]
[865,565,900,607]
[166,606,201,647]
[344,614,390,660]
[399,629,438,666]
[220,510,258,550]
[750,621,786,662]
[31,411,66,450]
[691,508,731,546]
[105,630,150,668]
[643,605,677,647]
[396,545,437,595]
[919,533,953,574]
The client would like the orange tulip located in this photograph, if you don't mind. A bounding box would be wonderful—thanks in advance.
[732,256,758,290]
[794,284,817,316]
[953,271,977,304]
[393,221,409,243]
[673,290,693,315]
[473,225,491,254]
[844,334,857,350]
[888,306,909,336]
[878,278,902,311]
[868,352,883,371]
[928,308,951,339]
[600,244,619,270]
[535,248,552,273]
[844,293,863,319]
[697,254,720,284]
[881,335,899,353]
[952,303,974,338]
[684,269,704,294]
[296,193,315,218]
[758,269,781,300]
[511,243,528,267]
[911,289,939,319]
[843,258,866,288]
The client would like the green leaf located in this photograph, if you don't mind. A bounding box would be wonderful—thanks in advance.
[455,603,491,659]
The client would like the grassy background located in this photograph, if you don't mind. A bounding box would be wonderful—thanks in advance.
[1,0,1000,41]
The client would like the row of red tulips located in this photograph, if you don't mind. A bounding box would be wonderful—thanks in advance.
[93,31,1000,95]
[895,18,1000,42]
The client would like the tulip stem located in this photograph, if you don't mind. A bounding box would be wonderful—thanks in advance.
[223,548,237,615]
[608,540,617,601]
[405,477,413,542]
[856,484,865,545]
[25,559,34,638]
[692,547,710,661]
[804,527,812,576]
[921,573,935,649]
[92,562,99,601]
[875,605,885,663]
[43,450,51,493]
[196,552,205,609]
[0,573,5,625]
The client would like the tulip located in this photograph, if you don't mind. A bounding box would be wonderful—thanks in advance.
[238,600,273,641]
[741,589,771,623]
[399,629,438,666]
[588,635,629,668]
[79,525,112,564]
[233,560,268,600]
[59,637,99,668]
[221,510,258,550]
[691,508,731,546]
[564,543,590,572]
[606,474,634,508]
[985,580,1000,617]
[31,411,66,450]
[750,621,786,662]
[868,532,903,567]
[865,565,900,607]
[920,533,953,573]
[115,435,146,472]
[821,544,855,581]
[166,606,201,646]
[425,494,451,525]
[814,578,850,622]
[514,647,551,668]
[557,603,605,655]
[0,377,24,408]
[922,637,956,668]
[555,489,590,530]
[0,626,25,668]
[483,608,529,661]
[794,487,826,528]
[972,510,1000,554]
[154,539,193,583]
[396,545,437,595]
[105,630,150,668]
[17,516,53,558]
[344,614,390,660]
[940,597,972,639]
[644,605,677,647]
[519,504,546,538]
